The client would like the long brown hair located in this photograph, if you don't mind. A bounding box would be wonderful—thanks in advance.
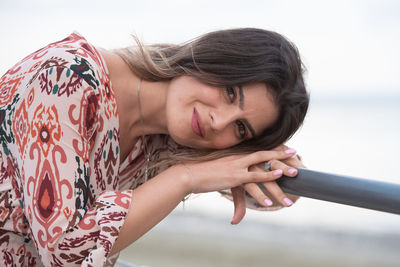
[114,28,309,163]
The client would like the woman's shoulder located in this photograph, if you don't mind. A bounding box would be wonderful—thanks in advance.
[1,32,119,161]
[2,32,110,92]
[1,32,117,117]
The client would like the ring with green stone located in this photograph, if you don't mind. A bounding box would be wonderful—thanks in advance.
[264,162,271,171]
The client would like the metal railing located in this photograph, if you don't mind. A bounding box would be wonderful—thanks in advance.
[277,168,400,214]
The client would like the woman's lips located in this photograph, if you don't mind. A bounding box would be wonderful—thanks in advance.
[192,108,205,138]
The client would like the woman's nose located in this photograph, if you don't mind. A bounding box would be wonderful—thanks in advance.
[210,107,238,132]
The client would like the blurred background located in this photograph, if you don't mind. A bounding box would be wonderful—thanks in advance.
[1,0,399,266]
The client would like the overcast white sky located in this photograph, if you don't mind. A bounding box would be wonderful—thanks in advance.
[1,0,399,95]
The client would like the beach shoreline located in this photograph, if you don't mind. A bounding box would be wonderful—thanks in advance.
[118,210,400,267]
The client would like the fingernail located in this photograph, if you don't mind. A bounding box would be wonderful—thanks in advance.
[273,169,283,176]
[288,168,297,175]
[283,197,293,206]
[285,148,296,154]
[264,199,273,206]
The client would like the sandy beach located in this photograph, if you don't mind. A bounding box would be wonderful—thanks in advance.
[117,210,400,267]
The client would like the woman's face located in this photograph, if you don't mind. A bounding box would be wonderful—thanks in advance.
[165,76,279,149]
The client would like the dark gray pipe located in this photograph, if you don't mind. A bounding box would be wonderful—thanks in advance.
[276,168,400,215]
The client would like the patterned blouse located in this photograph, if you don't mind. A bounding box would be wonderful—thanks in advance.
[0,32,280,267]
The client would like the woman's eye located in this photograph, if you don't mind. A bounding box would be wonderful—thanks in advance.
[225,87,236,102]
[235,120,247,139]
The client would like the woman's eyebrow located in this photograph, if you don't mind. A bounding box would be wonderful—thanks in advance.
[238,85,256,138]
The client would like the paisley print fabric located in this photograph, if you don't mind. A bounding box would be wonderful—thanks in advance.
[0,32,134,267]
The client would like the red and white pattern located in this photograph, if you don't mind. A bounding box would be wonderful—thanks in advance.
[0,32,139,266]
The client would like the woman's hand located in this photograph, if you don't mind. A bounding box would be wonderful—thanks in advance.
[181,148,298,195]
[230,145,306,225]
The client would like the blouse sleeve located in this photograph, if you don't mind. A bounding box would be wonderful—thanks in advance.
[19,66,130,266]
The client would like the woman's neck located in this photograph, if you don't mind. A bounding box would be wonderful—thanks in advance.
[98,47,169,161]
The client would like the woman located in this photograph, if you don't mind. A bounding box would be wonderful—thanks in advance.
[0,28,308,266]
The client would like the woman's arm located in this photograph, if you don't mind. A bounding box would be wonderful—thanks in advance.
[109,165,190,255]
[110,149,297,255]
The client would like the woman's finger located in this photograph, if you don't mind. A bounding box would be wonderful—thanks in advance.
[282,154,306,168]
[271,144,306,168]
[241,148,297,166]
[243,183,274,207]
[244,168,284,183]
[267,159,298,177]
[271,144,289,152]
[262,181,294,207]
[230,186,246,225]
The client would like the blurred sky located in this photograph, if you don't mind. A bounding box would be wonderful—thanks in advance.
[1,0,400,235]
[1,0,400,96]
